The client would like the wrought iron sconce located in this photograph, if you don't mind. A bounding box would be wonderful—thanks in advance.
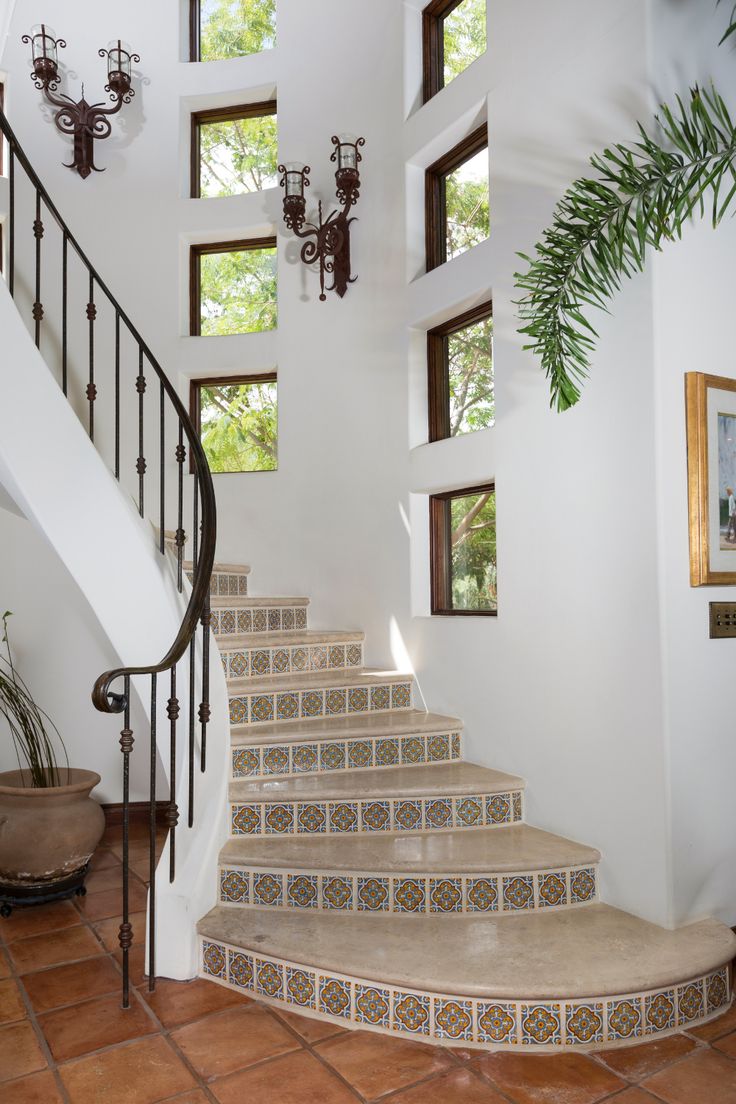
[278,135,365,301]
[22,24,140,179]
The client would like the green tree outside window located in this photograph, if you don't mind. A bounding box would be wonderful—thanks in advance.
[199,246,277,336]
[451,489,497,611]
[443,0,487,86]
[199,0,276,61]
[199,113,278,197]
[198,379,277,472]
[446,148,490,259]
[448,316,494,435]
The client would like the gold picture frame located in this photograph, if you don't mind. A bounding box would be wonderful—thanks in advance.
[686,371,736,585]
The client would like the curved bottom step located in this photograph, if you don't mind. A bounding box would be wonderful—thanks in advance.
[197,904,735,1052]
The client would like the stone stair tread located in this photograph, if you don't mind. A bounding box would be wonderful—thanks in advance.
[197,903,736,1001]
[219,823,600,873]
[218,630,365,651]
[230,710,463,746]
[212,595,309,610]
[229,668,412,695]
[185,561,251,574]
[229,762,523,802]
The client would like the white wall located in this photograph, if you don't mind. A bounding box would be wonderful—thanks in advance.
[2,0,734,931]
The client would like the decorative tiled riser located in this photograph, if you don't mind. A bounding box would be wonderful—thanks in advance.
[232,732,462,779]
[229,682,413,726]
[188,571,249,597]
[230,790,523,837]
[221,642,363,681]
[218,865,597,914]
[213,607,307,636]
[199,940,731,1052]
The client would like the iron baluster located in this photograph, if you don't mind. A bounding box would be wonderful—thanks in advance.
[136,348,146,517]
[159,382,165,555]
[167,666,179,883]
[188,637,195,829]
[114,311,120,479]
[118,676,133,1009]
[62,232,68,395]
[148,673,157,990]
[199,598,211,772]
[175,422,186,592]
[86,273,97,440]
[32,190,43,346]
[8,144,14,296]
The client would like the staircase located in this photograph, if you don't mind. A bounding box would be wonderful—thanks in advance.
[196,563,736,1052]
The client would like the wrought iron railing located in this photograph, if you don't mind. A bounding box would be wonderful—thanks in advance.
[0,108,216,1008]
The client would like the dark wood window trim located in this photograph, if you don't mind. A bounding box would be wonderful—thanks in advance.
[190,100,277,198]
[189,236,277,337]
[425,124,487,273]
[422,0,464,102]
[428,299,492,442]
[189,372,278,475]
[430,481,497,616]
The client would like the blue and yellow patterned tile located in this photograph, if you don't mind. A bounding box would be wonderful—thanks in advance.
[297,802,327,834]
[301,690,324,718]
[393,878,426,914]
[291,647,308,671]
[286,967,316,1009]
[292,744,318,772]
[401,736,425,764]
[424,798,453,831]
[455,796,483,828]
[229,698,248,725]
[451,732,462,759]
[607,997,643,1042]
[250,695,274,724]
[706,968,729,1014]
[322,876,354,910]
[264,803,295,835]
[677,981,705,1025]
[538,872,568,910]
[253,872,284,907]
[228,950,254,990]
[570,868,596,904]
[329,646,345,668]
[232,747,260,777]
[268,609,281,631]
[357,877,389,911]
[250,649,271,676]
[644,989,676,1035]
[229,652,248,678]
[427,735,451,762]
[521,1003,562,1046]
[478,1002,517,1045]
[311,646,328,671]
[220,610,236,634]
[355,984,390,1028]
[394,799,422,832]
[220,869,249,904]
[202,940,226,979]
[295,607,308,629]
[375,738,399,766]
[252,609,267,632]
[565,1002,604,1045]
[434,998,473,1042]
[486,793,512,825]
[326,689,347,716]
[392,683,412,709]
[320,976,352,1019]
[467,877,498,913]
[272,649,291,674]
[287,874,318,909]
[346,644,362,666]
[256,958,284,1000]
[348,687,369,713]
[232,804,261,835]
[430,878,463,913]
[502,875,535,912]
[320,743,347,772]
[262,746,290,776]
[238,575,248,595]
[370,685,390,711]
[393,992,430,1036]
[276,693,299,721]
[348,740,373,768]
[282,607,296,630]
[361,800,391,832]
[329,802,359,833]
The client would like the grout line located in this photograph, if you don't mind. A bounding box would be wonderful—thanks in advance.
[264,1005,367,1102]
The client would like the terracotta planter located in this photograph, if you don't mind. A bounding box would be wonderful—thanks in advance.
[0,768,105,889]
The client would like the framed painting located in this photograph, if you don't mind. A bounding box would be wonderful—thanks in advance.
[686,372,736,585]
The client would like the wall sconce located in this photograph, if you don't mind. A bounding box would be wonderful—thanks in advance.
[278,135,365,301]
[22,25,140,179]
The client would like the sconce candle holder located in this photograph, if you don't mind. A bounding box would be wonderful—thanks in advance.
[22,24,140,179]
[278,134,365,301]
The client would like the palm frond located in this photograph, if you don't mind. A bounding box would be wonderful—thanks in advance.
[514,85,736,411]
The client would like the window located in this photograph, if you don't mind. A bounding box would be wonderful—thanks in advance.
[430,483,497,615]
[191,0,276,62]
[191,102,278,198]
[190,238,277,336]
[428,301,493,441]
[426,126,489,271]
[423,0,486,102]
[190,375,277,472]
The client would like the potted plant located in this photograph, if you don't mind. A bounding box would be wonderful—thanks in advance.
[0,612,105,916]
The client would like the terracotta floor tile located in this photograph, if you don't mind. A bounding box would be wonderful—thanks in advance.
[9,924,100,974]
[140,976,251,1028]
[0,947,11,979]
[74,880,148,921]
[0,1020,47,1082]
[114,943,148,987]
[39,990,157,1062]
[642,1048,736,1102]
[389,1065,509,1102]
[165,1093,210,1104]
[609,1091,666,1104]
[475,1052,625,1104]
[172,1004,300,1079]
[22,954,121,1013]
[211,1049,359,1104]
[272,1007,348,1044]
[60,1034,195,1104]
[88,849,121,872]
[692,1003,736,1042]
[93,910,146,952]
[598,1034,700,1081]
[0,900,80,942]
[316,1030,452,1098]
[85,866,126,894]
[2,1069,65,1102]
[0,978,27,1025]
[715,1032,736,1059]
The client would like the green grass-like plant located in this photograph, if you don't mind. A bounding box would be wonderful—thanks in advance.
[0,612,67,788]
[515,3,736,412]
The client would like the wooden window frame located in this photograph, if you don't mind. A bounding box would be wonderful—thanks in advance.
[189,236,277,337]
[428,299,492,443]
[190,100,277,199]
[189,0,201,62]
[425,124,487,273]
[423,0,482,102]
[189,372,278,475]
[430,481,497,617]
